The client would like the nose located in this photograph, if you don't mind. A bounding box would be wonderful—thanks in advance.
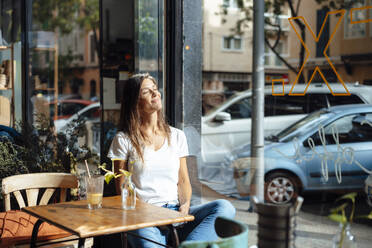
[151,89,160,96]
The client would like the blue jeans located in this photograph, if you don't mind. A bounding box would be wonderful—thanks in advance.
[127,199,236,248]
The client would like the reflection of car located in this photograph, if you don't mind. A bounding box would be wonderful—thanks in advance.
[49,99,95,120]
[225,104,372,204]
[54,102,100,132]
[202,83,372,165]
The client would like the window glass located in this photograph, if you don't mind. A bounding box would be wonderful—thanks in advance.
[311,114,372,145]
[234,38,242,50]
[224,97,251,119]
[223,37,242,51]
[223,37,231,49]
[26,0,101,158]
[306,94,328,113]
[201,0,372,242]
[327,94,364,106]
[0,0,22,126]
[268,95,306,116]
[344,0,366,38]
[264,40,287,67]
[223,0,238,9]
[80,106,100,120]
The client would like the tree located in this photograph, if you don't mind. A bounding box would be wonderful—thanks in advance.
[77,0,100,57]
[221,0,364,82]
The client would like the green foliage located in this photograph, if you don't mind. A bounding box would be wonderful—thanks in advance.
[0,115,98,204]
[32,0,81,35]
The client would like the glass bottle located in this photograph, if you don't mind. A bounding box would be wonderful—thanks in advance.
[332,223,357,248]
[121,175,136,210]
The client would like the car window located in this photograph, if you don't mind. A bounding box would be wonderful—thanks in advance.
[310,113,372,145]
[80,107,100,120]
[327,94,364,106]
[265,95,306,116]
[224,97,252,119]
[306,94,328,113]
[61,103,85,116]
[278,110,332,142]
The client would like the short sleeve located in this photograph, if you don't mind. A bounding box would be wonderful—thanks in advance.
[177,130,189,158]
[107,132,131,160]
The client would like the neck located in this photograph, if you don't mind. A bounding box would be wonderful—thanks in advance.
[141,111,159,133]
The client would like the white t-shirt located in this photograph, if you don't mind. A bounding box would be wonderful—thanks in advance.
[107,127,189,206]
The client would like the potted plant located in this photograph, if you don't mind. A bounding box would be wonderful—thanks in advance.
[99,159,136,209]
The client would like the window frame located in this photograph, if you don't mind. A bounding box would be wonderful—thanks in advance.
[222,0,239,10]
[221,36,243,52]
[264,39,289,68]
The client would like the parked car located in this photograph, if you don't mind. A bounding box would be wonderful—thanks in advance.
[49,99,95,120]
[54,102,100,132]
[202,83,372,166]
[225,104,372,204]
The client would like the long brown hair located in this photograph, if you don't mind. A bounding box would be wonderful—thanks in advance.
[118,73,171,161]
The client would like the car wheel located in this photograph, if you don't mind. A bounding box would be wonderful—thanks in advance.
[265,172,300,204]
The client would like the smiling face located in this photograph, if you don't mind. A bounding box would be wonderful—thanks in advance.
[138,78,162,114]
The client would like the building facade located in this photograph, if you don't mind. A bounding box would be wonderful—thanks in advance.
[287,0,372,86]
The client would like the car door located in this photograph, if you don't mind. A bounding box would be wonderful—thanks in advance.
[304,113,372,190]
[202,96,252,164]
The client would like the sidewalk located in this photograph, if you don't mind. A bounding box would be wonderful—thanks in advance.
[199,184,372,248]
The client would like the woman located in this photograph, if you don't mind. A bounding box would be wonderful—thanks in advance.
[107,73,235,247]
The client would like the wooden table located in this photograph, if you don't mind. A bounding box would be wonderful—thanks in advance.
[22,196,194,248]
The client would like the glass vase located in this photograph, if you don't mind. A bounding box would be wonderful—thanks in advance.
[332,223,357,248]
[121,175,136,210]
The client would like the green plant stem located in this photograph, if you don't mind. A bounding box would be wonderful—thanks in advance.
[350,200,355,224]
[339,223,346,248]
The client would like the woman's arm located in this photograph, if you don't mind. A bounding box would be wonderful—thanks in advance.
[114,160,127,195]
[178,157,192,214]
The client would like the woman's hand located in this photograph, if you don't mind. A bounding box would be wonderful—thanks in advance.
[179,202,190,215]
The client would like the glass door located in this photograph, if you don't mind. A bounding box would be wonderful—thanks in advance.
[101,0,165,158]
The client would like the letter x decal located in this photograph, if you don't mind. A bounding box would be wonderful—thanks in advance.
[288,9,350,96]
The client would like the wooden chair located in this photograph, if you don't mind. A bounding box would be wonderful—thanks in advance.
[178,217,248,248]
[1,172,93,248]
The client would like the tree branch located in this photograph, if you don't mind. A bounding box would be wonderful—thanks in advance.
[296,0,301,15]
[264,20,282,49]
[265,37,298,74]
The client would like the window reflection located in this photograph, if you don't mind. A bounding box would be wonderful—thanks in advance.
[27,0,100,156]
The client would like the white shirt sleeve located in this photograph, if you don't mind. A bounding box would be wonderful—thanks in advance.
[107,132,130,160]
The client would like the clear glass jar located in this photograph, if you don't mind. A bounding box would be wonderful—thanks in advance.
[121,175,136,210]
[332,223,357,248]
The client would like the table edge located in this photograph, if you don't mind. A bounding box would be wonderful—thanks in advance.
[22,205,195,238]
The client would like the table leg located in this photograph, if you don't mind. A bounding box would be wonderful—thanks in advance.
[121,232,128,248]
[167,224,180,247]
[31,219,44,248]
[78,238,86,248]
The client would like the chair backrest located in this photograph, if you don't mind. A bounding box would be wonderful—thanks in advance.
[178,217,248,248]
[1,173,78,211]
